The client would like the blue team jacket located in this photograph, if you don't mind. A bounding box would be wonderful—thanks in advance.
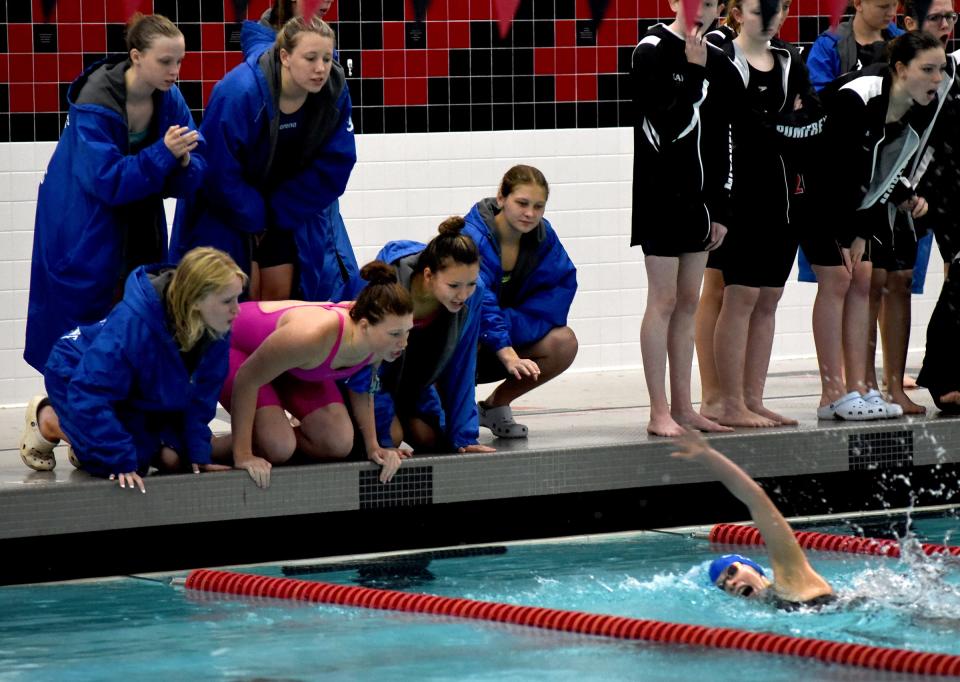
[234,20,361,303]
[345,240,485,450]
[43,265,230,478]
[805,21,904,92]
[463,200,577,352]
[170,37,358,301]
[24,55,205,372]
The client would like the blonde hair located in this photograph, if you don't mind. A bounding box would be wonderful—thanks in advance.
[167,247,247,351]
[276,15,337,54]
[724,0,744,33]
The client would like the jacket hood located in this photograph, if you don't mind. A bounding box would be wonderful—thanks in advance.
[123,265,176,338]
[241,18,278,60]
[68,54,131,114]
[254,44,346,111]
[472,198,546,254]
[250,45,347,179]
[380,240,428,279]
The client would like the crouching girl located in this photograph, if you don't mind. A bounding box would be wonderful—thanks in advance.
[19,248,246,493]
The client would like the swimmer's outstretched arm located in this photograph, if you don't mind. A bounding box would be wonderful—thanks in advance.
[671,430,831,595]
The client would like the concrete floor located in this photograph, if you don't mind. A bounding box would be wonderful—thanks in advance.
[0,353,938,486]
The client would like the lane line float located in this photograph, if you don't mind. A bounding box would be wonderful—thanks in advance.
[185,569,960,677]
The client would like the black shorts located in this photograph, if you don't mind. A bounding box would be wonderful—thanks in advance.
[253,226,298,268]
[800,206,880,268]
[476,347,510,384]
[872,216,919,272]
[800,234,874,268]
[718,220,798,288]
[634,204,712,257]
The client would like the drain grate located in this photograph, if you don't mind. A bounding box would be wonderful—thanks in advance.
[848,430,914,470]
[359,465,434,509]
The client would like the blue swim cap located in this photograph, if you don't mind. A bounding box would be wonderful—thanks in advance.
[708,554,766,588]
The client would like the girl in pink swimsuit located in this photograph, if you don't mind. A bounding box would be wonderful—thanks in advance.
[222,261,414,488]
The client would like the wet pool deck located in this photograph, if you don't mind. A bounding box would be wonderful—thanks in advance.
[2,354,959,584]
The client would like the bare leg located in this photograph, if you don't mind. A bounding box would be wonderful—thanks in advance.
[695,267,725,420]
[811,265,852,406]
[669,253,731,433]
[404,416,440,451]
[252,405,298,465]
[483,327,579,407]
[714,284,775,427]
[843,262,873,395]
[297,402,355,460]
[154,446,182,473]
[258,264,296,302]
[744,286,798,425]
[641,256,685,436]
[880,268,925,414]
[866,267,886,391]
[211,433,233,464]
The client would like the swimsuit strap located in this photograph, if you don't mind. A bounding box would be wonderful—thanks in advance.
[317,304,349,371]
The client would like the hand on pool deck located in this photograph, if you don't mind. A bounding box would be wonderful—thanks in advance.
[235,454,272,489]
[368,446,412,483]
[458,444,497,454]
[192,463,233,474]
[109,472,146,493]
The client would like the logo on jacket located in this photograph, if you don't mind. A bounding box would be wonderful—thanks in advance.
[346,117,354,132]
[673,73,684,82]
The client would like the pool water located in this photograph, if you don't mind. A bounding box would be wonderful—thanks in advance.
[2,513,959,681]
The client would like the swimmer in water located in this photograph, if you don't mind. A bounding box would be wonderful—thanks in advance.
[671,430,836,609]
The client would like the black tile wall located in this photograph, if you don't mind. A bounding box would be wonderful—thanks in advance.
[1,0,845,141]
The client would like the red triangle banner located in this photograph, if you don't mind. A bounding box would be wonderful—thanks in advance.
[828,0,848,28]
[681,0,701,32]
[124,0,144,21]
[494,0,522,39]
[301,0,323,20]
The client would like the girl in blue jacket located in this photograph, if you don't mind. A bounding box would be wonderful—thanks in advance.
[24,13,205,373]
[170,15,358,304]
[19,248,246,493]
[462,166,578,438]
[238,1,360,305]
[346,219,496,455]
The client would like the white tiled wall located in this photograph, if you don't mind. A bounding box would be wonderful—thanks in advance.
[0,129,945,406]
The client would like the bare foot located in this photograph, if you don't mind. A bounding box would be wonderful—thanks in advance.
[673,409,734,433]
[715,406,777,428]
[940,391,960,404]
[745,403,799,426]
[887,391,927,415]
[903,373,918,390]
[647,414,687,437]
[699,400,723,421]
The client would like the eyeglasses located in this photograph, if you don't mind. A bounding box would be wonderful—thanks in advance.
[925,11,959,23]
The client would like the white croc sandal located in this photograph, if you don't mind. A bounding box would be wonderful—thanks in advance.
[818,391,884,421]
[478,402,528,438]
[19,395,57,471]
[864,389,904,418]
[67,446,81,470]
